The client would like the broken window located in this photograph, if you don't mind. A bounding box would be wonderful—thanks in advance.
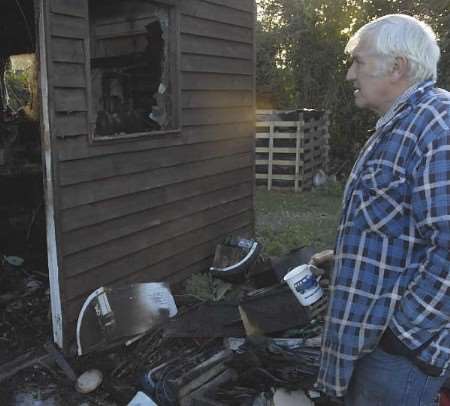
[89,0,178,139]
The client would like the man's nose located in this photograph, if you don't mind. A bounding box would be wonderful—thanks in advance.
[346,63,356,81]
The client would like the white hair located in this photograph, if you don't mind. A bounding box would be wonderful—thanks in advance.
[345,14,440,83]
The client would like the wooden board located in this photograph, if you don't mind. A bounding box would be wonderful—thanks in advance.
[181,15,252,44]
[164,302,245,338]
[181,54,253,75]
[56,122,254,161]
[63,197,252,277]
[61,167,253,231]
[50,14,87,39]
[182,72,253,91]
[60,152,253,209]
[54,88,87,112]
[50,0,88,18]
[62,182,252,255]
[59,137,253,185]
[51,38,85,63]
[183,107,254,126]
[53,63,86,88]
[181,35,253,60]
[62,210,253,303]
[180,0,253,27]
[41,0,256,353]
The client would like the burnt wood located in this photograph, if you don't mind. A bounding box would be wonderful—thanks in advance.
[60,153,253,209]
[61,167,253,231]
[41,0,255,352]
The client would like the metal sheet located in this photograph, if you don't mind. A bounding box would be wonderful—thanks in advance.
[76,282,177,355]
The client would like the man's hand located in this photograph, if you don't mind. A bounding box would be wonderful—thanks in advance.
[309,249,334,288]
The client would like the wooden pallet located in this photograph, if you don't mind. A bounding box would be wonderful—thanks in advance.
[255,111,329,191]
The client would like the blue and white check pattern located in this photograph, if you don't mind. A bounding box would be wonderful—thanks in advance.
[316,80,450,397]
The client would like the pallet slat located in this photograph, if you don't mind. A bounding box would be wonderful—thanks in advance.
[255,110,330,192]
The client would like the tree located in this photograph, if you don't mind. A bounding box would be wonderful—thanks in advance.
[256,0,450,174]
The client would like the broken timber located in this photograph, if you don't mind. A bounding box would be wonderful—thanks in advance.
[239,285,311,335]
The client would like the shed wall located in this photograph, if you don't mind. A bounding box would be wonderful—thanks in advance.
[44,0,255,347]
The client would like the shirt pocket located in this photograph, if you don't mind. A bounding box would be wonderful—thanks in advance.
[351,165,408,237]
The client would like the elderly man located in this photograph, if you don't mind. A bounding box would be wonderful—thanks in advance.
[315,14,450,405]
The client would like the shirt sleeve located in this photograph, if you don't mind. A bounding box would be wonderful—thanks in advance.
[390,130,450,350]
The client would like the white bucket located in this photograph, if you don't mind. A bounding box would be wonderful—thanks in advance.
[283,264,323,306]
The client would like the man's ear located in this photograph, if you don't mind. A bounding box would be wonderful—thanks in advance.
[391,56,409,81]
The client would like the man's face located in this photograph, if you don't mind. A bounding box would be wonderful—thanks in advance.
[346,40,394,115]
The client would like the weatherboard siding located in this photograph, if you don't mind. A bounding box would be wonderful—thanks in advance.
[44,0,255,348]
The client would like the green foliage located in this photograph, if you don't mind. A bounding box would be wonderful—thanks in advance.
[256,0,450,172]
[4,68,32,111]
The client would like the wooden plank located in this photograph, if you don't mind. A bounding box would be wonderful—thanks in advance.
[93,35,148,58]
[182,72,252,91]
[182,91,253,108]
[266,174,296,181]
[256,174,302,181]
[62,225,253,324]
[61,167,253,231]
[181,34,253,60]
[256,147,304,154]
[295,121,303,192]
[51,14,87,39]
[63,182,252,255]
[256,121,300,127]
[59,137,252,185]
[62,210,252,303]
[181,15,252,44]
[255,160,296,166]
[54,88,87,112]
[92,1,160,27]
[268,124,273,190]
[239,285,310,334]
[62,197,252,277]
[181,54,253,75]
[51,38,85,63]
[180,0,253,28]
[56,122,254,161]
[167,305,243,339]
[94,16,160,39]
[182,107,254,126]
[51,0,88,18]
[202,0,254,13]
[256,133,298,139]
[55,112,88,137]
[53,63,86,88]
[60,152,253,209]
[63,257,213,325]
[0,351,50,383]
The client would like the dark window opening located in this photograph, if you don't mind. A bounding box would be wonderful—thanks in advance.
[0,0,45,268]
[90,1,175,139]
[0,4,48,363]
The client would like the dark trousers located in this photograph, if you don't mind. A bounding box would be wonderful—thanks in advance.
[345,347,449,406]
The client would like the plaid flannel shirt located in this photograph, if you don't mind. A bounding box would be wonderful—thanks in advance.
[316,80,450,397]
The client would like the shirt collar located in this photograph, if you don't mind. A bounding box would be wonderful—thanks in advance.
[376,79,435,130]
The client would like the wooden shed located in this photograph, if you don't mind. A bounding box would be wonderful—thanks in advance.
[1,0,256,351]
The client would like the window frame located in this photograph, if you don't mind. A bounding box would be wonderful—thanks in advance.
[86,0,181,143]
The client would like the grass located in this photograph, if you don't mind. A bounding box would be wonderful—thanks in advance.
[255,183,344,256]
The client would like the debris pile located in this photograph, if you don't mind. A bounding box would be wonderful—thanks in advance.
[1,237,339,405]
[69,237,334,405]
[0,255,50,365]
